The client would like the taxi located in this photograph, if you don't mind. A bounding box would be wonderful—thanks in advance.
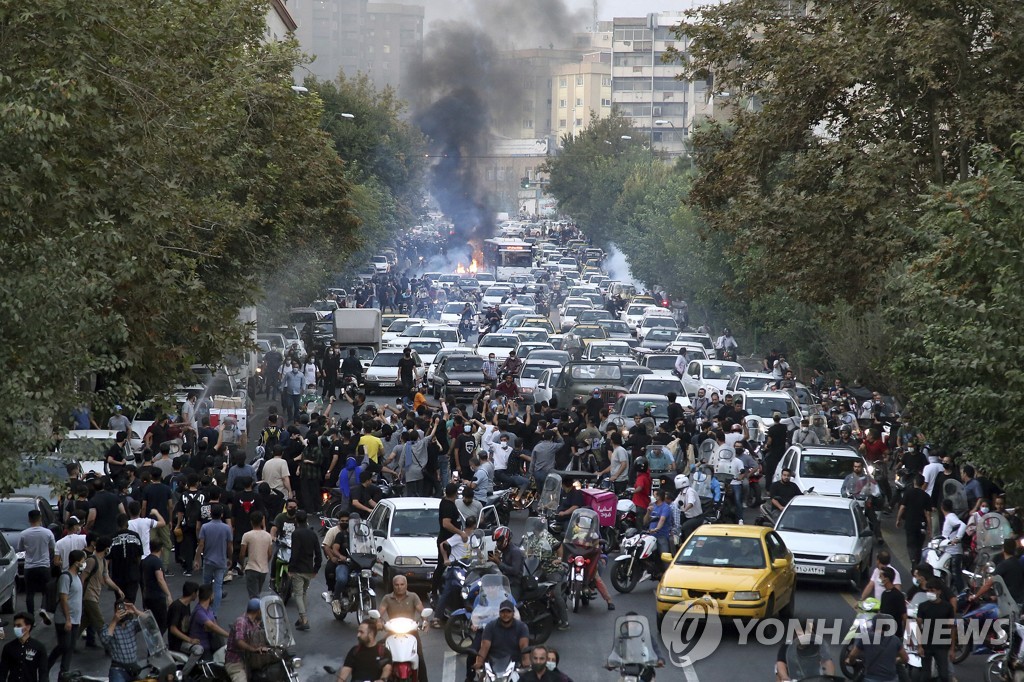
[655,524,796,624]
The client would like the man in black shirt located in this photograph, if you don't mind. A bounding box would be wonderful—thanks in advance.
[288,511,322,631]
[473,601,529,676]
[0,612,47,682]
[763,413,789,483]
[432,484,467,594]
[976,539,1024,605]
[916,578,956,681]
[86,478,126,539]
[167,582,199,653]
[584,389,603,426]
[896,474,933,566]
[109,513,143,603]
[351,470,379,517]
[666,392,686,428]
[767,468,802,514]
[555,478,584,520]
[337,620,391,682]
[398,348,418,396]
[877,567,907,638]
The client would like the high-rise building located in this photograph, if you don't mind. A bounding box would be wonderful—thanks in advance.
[292,0,423,98]
[611,12,710,159]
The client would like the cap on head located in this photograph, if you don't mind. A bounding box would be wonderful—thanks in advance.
[499,600,515,612]
[247,598,261,612]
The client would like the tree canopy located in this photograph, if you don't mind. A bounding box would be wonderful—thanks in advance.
[0,0,360,466]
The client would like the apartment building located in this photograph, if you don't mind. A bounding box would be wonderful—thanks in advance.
[550,51,612,145]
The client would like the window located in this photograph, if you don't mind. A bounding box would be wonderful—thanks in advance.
[559,119,567,128]
[383,44,391,53]
[575,118,583,126]
[602,76,612,87]
[576,75,584,86]
[601,98,611,107]
[558,99,566,109]
[523,119,533,129]
[575,98,583,107]
[559,77,567,88]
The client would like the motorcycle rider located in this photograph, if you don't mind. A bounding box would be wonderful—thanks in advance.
[471,601,529,681]
[521,519,571,631]
[378,575,428,682]
[322,511,352,615]
[490,526,525,594]
[341,349,364,388]
[775,621,836,682]
[673,475,703,548]
[763,468,801,524]
[520,645,561,682]
[605,612,664,682]
[715,328,738,358]
[843,613,907,682]
[843,460,881,541]
[336,619,392,682]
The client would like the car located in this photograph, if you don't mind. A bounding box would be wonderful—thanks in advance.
[257,332,288,356]
[339,345,377,373]
[11,455,73,511]
[367,497,500,587]
[516,360,562,404]
[266,325,306,357]
[618,364,653,388]
[0,532,16,613]
[596,319,633,343]
[772,495,875,588]
[481,284,513,307]
[475,333,520,361]
[382,317,427,346]
[557,257,578,272]
[384,322,427,349]
[606,393,685,429]
[418,325,464,349]
[356,265,376,281]
[363,349,424,394]
[727,371,774,393]
[621,304,649,331]
[436,274,460,289]
[563,324,607,358]
[502,315,556,334]
[583,341,633,362]
[380,313,408,333]
[531,368,562,405]
[640,328,678,351]
[740,390,803,429]
[0,495,56,598]
[674,332,717,360]
[628,375,686,397]
[439,303,472,326]
[577,309,614,325]
[636,314,678,343]
[514,342,554,359]
[785,384,819,417]
[656,524,796,623]
[527,350,571,366]
[637,353,679,378]
[475,273,497,288]
[547,334,566,351]
[457,277,481,294]
[680,360,744,398]
[772,445,871,497]
[500,305,537,320]
[406,338,445,371]
[58,430,130,476]
[512,327,550,344]
[559,297,592,315]
[430,353,486,400]
[665,340,709,360]
[551,362,628,408]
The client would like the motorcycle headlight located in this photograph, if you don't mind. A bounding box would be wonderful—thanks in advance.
[447,380,461,385]
[659,586,683,597]
[395,556,423,566]
[828,554,857,564]
[360,569,373,578]
[733,591,762,601]
[291,657,303,669]
[461,587,470,600]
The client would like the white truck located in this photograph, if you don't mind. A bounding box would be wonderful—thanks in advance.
[334,308,383,353]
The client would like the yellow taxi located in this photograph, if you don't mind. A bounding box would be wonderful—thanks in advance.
[567,324,607,349]
[655,524,796,624]
[516,316,556,334]
[629,294,657,308]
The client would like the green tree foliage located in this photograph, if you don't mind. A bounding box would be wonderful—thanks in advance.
[889,141,1024,478]
[542,114,650,245]
[676,0,1024,306]
[0,0,359,467]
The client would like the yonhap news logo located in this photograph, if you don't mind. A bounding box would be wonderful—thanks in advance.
[659,599,723,666]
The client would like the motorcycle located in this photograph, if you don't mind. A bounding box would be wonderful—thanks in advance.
[445,573,519,654]
[516,556,558,646]
[605,613,660,682]
[325,513,377,622]
[250,595,303,682]
[974,512,1015,570]
[988,619,1024,682]
[838,598,880,677]
[952,570,1016,664]
[368,608,433,682]
[611,528,664,594]
[480,657,520,682]
[562,507,602,613]
[922,536,957,586]
[270,539,292,604]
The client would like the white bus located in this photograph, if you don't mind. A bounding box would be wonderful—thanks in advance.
[483,237,534,280]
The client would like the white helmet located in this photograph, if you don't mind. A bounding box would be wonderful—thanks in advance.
[674,474,689,490]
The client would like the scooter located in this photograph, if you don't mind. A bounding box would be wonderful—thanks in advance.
[922,536,956,586]
[838,598,880,678]
[250,595,303,682]
[368,608,433,682]
[610,528,664,594]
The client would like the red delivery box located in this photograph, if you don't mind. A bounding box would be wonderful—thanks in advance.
[582,488,616,527]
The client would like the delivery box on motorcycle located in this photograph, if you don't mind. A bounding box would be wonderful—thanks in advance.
[581,488,616,528]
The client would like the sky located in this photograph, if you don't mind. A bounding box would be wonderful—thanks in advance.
[419,0,709,30]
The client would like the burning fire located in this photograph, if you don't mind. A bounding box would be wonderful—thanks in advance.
[454,259,479,275]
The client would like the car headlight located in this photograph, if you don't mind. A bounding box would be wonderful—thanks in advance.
[447,380,461,386]
[733,591,762,601]
[394,556,423,566]
[659,586,683,598]
[291,657,303,669]
[828,554,857,564]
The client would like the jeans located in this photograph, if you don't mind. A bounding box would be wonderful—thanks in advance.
[24,566,50,614]
[438,457,450,493]
[437,566,460,618]
[285,393,301,421]
[108,664,134,682]
[291,573,313,618]
[333,564,351,600]
[495,469,528,491]
[48,623,79,674]
[731,484,744,519]
[245,570,267,599]
[948,553,964,592]
[203,564,226,614]
[656,535,671,558]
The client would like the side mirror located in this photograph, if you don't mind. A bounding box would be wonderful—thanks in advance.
[421,608,434,620]
[368,609,381,620]
[772,558,790,570]
[660,552,674,564]
[860,528,874,538]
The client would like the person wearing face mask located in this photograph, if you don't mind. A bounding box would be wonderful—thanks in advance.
[544,648,572,682]
[519,646,561,682]
[915,578,956,681]
[775,622,836,681]
[281,362,305,422]
[790,418,820,445]
[843,613,907,682]
[482,353,499,387]
[0,612,47,682]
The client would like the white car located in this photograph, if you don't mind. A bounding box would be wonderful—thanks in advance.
[636,314,678,343]
[418,325,463,349]
[371,255,390,274]
[531,368,562,404]
[727,371,775,393]
[406,338,444,371]
[772,445,871,497]
[439,302,472,326]
[364,349,424,394]
[367,497,500,588]
[584,341,633,361]
[638,353,679,378]
[382,318,427,346]
[773,495,875,587]
[620,304,649,331]
[740,390,803,429]
[559,305,591,332]
[59,430,132,476]
[679,360,743,397]
[475,333,520,361]
[666,342,709,360]
[559,297,592,316]
[481,285,513,307]
[628,374,687,397]
[385,323,427,349]
[517,360,562,403]
[557,257,578,273]
[475,273,497,289]
[674,332,717,360]
[513,327,550,344]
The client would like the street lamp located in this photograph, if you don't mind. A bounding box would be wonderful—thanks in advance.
[291,85,309,94]
[621,135,632,140]
[340,113,355,120]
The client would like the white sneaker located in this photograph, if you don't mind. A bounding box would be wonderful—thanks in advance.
[38,610,52,626]
[321,591,332,604]
[223,573,234,583]
[738,519,744,525]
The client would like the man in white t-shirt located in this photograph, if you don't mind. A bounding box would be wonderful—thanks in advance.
[860,551,902,600]
[55,517,87,568]
[922,456,944,497]
[729,455,748,524]
[724,424,744,449]
[437,516,479,615]
[127,501,165,557]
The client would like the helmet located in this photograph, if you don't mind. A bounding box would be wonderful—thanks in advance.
[633,456,649,473]
[674,474,689,490]
[840,425,852,435]
[493,526,512,549]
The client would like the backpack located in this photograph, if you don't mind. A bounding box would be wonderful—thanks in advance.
[183,491,205,528]
[45,570,72,614]
[261,426,282,450]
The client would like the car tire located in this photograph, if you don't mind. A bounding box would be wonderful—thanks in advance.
[382,564,393,592]
[779,591,795,620]
[765,594,775,619]
[0,582,15,614]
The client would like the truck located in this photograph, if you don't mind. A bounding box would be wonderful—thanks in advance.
[334,308,383,354]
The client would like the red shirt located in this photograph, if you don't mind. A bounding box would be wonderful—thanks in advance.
[632,472,652,510]
[862,438,888,463]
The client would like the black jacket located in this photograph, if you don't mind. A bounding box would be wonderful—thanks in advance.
[0,638,47,682]
[288,525,323,574]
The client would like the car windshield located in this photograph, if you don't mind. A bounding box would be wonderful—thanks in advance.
[408,341,442,354]
[0,502,33,532]
[567,364,622,383]
[565,306,588,317]
[458,278,479,287]
[486,287,512,297]
[520,365,554,379]
[400,325,424,338]
[626,306,647,316]
[702,364,740,380]
[645,355,676,370]
[615,399,669,419]
[679,334,714,350]
[592,344,630,357]
[799,454,860,480]
[517,330,548,341]
[387,320,415,333]
[635,379,679,394]
[443,303,467,314]
[734,375,771,391]
[642,317,676,329]
[619,367,652,385]
[646,329,676,341]
[60,438,111,462]
[579,311,611,322]
[673,535,766,569]
[371,354,403,368]
[447,357,483,372]
[423,329,458,341]
[390,508,438,537]
[574,327,606,339]
[777,506,856,536]
[745,396,796,418]
[480,336,518,348]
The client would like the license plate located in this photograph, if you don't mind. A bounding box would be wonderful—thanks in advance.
[795,564,826,575]
[379,382,395,387]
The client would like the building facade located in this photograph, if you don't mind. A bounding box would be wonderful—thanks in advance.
[265,0,297,43]
[550,51,611,146]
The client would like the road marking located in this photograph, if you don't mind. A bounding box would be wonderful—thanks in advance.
[841,591,859,610]
[442,650,458,682]
[682,662,700,682]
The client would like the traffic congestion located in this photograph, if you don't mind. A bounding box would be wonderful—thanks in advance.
[2,218,1015,682]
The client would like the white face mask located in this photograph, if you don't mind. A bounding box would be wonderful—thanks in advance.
[923,592,937,601]
[545,661,557,671]
[79,562,87,571]
[981,507,990,514]
[13,627,24,639]
[912,577,919,587]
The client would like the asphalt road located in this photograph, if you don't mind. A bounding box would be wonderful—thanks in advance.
[31,390,987,682]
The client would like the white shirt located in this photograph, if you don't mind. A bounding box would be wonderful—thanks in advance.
[492,442,513,470]
[128,517,158,557]
[942,513,966,555]
[444,535,470,562]
[262,457,291,495]
[729,457,745,486]
[867,566,902,599]
[674,355,688,375]
[54,533,87,568]
[724,432,743,449]
[922,458,944,496]
[677,487,702,520]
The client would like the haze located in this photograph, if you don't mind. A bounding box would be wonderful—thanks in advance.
[419,0,708,27]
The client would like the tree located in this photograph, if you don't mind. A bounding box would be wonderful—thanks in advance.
[542,114,649,246]
[676,0,1024,306]
[0,0,359,469]
[888,140,1024,482]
